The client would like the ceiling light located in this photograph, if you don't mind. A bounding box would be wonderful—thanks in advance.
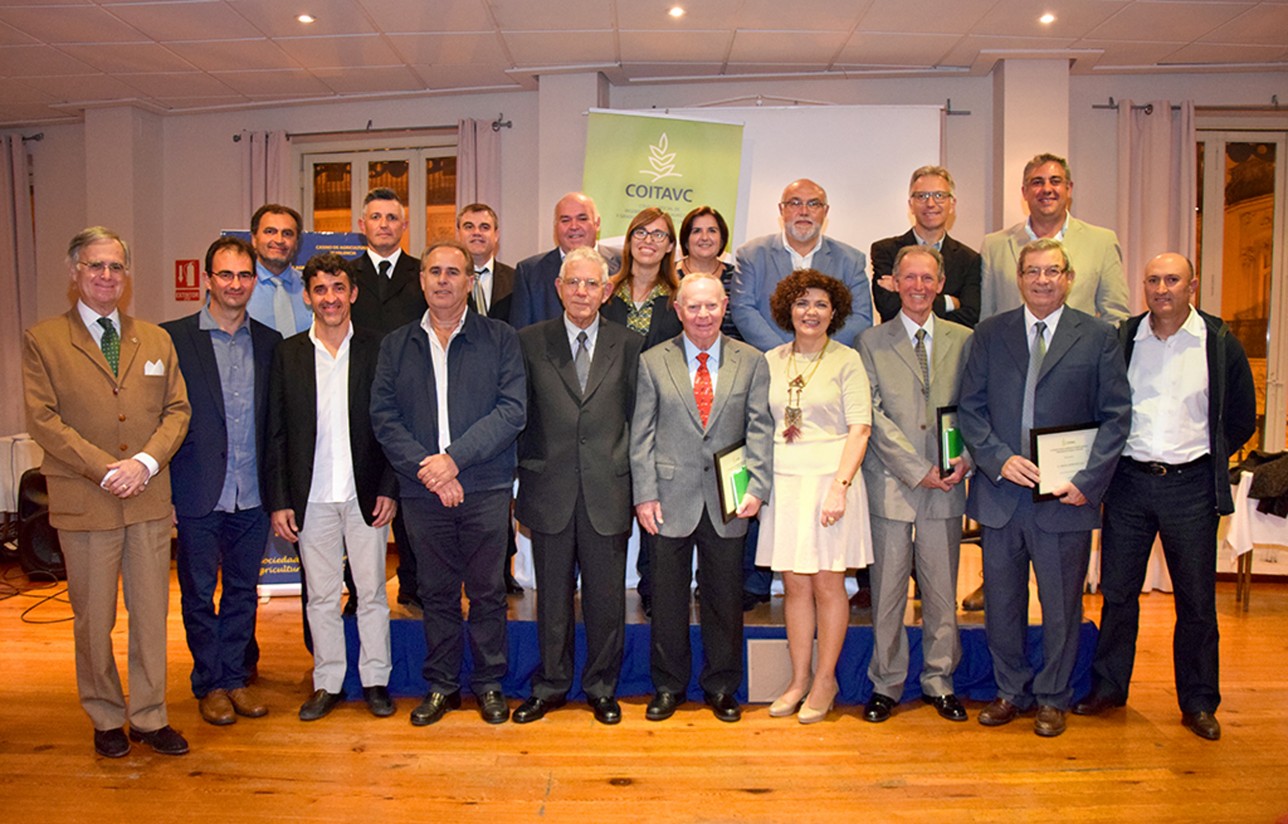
[1039,13,1055,24]
[668,6,685,18]
[297,14,316,24]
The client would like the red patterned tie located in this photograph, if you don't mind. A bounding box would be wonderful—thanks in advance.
[694,352,713,427]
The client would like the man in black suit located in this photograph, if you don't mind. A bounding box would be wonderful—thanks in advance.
[871,166,981,329]
[511,247,643,726]
[163,236,280,727]
[266,253,399,722]
[509,192,620,328]
[457,202,515,323]
[348,187,424,608]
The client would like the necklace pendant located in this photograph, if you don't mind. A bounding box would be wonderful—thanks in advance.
[788,375,805,390]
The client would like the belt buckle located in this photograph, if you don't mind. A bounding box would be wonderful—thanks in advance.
[1146,462,1168,477]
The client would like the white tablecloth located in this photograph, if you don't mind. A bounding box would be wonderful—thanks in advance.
[0,434,43,514]
[1224,472,1288,560]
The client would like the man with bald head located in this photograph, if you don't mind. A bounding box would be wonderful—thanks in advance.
[1074,253,1255,741]
[509,192,621,328]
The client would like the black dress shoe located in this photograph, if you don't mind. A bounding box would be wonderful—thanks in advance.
[504,572,524,595]
[410,691,461,726]
[343,595,358,616]
[477,690,510,724]
[363,686,396,718]
[864,692,897,723]
[1072,692,1125,716]
[128,725,190,755]
[299,689,345,721]
[589,696,622,725]
[741,591,770,611]
[704,692,741,722]
[512,695,565,724]
[1182,711,1221,741]
[94,727,130,758]
[923,693,968,722]
[646,691,684,721]
[639,593,652,619]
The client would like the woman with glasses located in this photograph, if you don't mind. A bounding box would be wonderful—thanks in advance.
[601,207,683,351]
[676,205,741,341]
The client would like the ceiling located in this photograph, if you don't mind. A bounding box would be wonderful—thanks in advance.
[1,0,1286,127]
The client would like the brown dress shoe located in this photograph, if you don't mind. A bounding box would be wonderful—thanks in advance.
[961,583,985,612]
[978,697,1023,727]
[199,689,235,726]
[1034,705,1067,737]
[227,687,269,718]
[1182,711,1221,741]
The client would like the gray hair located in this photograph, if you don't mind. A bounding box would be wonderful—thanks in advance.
[560,246,609,282]
[909,165,955,194]
[68,226,130,268]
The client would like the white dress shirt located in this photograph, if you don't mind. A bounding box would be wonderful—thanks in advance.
[307,322,358,503]
[421,309,468,451]
[1125,306,1210,464]
[682,333,723,395]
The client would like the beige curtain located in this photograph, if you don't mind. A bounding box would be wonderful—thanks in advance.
[455,118,501,210]
[0,134,37,435]
[1115,99,1197,314]
[240,130,292,216]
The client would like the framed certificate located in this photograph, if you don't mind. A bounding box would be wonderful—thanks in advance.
[937,405,962,476]
[1030,422,1099,502]
[714,440,750,524]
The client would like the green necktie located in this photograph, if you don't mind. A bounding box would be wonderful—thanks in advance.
[98,317,119,375]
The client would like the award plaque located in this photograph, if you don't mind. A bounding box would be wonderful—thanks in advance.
[1030,422,1099,502]
[714,440,750,523]
[937,405,962,476]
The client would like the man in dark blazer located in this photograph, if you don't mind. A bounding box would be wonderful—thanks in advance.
[162,236,280,728]
[371,240,526,727]
[348,187,424,607]
[630,273,774,723]
[265,253,399,722]
[511,248,643,726]
[958,238,1131,738]
[870,166,981,328]
[509,191,620,329]
[457,202,515,323]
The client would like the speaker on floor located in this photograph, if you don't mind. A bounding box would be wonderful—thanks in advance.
[17,468,65,580]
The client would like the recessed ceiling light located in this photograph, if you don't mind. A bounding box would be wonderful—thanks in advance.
[668,6,685,18]
[297,14,316,24]
[1039,12,1056,24]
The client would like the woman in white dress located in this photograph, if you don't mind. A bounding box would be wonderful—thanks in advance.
[756,270,872,723]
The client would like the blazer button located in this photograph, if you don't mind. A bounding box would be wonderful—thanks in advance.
[119,414,127,422]
[113,387,120,395]
[704,466,710,472]
[119,443,128,452]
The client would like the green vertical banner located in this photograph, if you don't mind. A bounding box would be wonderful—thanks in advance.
[582,110,744,241]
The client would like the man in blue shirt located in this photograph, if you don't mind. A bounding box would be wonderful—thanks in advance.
[247,204,310,335]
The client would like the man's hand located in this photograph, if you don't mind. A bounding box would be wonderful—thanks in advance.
[271,509,299,543]
[1000,455,1040,488]
[1051,482,1087,507]
[636,500,663,535]
[372,496,398,528]
[917,467,953,492]
[418,453,459,492]
[943,455,970,487]
[435,479,464,508]
[735,493,762,520]
[102,458,150,499]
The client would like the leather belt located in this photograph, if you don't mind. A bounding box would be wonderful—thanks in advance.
[1122,455,1210,477]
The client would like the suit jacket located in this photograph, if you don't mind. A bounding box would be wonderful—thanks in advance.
[732,233,873,351]
[371,311,526,498]
[469,261,515,324]
[515,318,643,536]
[509,247,622,329]
[22,309,191,530]
[599,291,682,351]
[957,306,1131,532]
[858,315,973,522]
[870,230,982,328]
[630,334,773,539]
[263,325,396,529]
[350,251,425,336]
[161,311,281,518]
[978,216,1129,322]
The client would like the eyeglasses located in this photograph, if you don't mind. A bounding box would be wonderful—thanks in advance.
[1020,266,1067,280]
[911,191,953,203]
[209,270,256,283]
[779,198,827,211]
[560,277,606,292]
[77,260,127,276]
[631,227,671,243]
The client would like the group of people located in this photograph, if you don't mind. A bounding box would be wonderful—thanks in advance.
[21,152,1252,760]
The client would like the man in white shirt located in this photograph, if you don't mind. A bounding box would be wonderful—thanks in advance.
[457,202,515,324]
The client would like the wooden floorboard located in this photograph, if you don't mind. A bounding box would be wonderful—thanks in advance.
[1,555,1286,823]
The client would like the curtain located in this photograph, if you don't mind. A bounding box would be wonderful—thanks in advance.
[0,134,37,435]
[455,118,501,210]
[1115,99,1196,314]
[240,130,292,216]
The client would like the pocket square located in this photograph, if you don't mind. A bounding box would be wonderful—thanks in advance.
[144,359,165,376]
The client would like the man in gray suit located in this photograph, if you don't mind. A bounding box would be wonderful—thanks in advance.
[958,238,1131,738]
[631,274,773,723]
[511,248,643,726]
[858,246,973,725]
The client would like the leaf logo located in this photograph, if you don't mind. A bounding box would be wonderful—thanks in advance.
[640,132,682,182]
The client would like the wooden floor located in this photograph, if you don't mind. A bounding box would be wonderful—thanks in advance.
[1,557,1286,824]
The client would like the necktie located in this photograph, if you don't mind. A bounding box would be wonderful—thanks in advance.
[914,328,929,397]
[694,352,713,427]
[574,331,590,394]
[1020,320,1047,458]
[97,317,119,375]
[377,260,391,300]
[270,275,296,335]
[472,268,489,314]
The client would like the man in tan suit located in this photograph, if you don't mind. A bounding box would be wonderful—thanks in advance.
[23,227,191,758]
[858,246,973,724]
